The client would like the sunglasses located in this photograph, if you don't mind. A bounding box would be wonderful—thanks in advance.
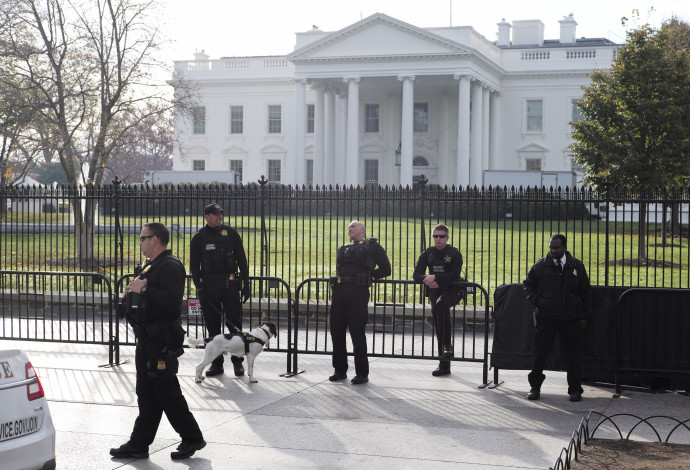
[432,234,447,239]
[139,235,155,242]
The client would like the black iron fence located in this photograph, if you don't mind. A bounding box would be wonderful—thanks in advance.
[2,178,689,303]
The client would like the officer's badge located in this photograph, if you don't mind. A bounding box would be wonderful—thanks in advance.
[573,269,577,276]
[228,273,236,280]
[157,361,166,370]
[222,230,228,236]
[444,255,452,263]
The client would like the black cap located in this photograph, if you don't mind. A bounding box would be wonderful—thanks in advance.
[204,203,223,215]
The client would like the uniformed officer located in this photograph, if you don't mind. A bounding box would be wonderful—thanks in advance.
[110,222,206,460]
[329,220,391,384]
[190,203,250,378]
[523,234,592,402]
[413,224,463,376]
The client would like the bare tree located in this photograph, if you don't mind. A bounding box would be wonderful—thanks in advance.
[0,0,197,265]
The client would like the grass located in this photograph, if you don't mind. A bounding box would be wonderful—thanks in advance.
[2,213,688,305]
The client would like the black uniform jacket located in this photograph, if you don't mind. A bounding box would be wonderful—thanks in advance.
[523,251,592,321]
[336,239,391,279]
[138,250,185,324]
[190,224,249,289]
[413,245,463,296]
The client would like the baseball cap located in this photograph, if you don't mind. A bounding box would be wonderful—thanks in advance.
[204,203,223,215]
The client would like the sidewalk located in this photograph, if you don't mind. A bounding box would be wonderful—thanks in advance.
[5,339,689,470]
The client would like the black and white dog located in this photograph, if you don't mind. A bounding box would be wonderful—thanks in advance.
[188,322,277,383]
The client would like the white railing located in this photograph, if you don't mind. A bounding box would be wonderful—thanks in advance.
[521,51,550,60]
[566,50,596,59]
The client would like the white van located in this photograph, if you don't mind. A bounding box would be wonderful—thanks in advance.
[0,350,56,470]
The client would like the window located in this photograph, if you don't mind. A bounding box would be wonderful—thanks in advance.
[526,99,543,132]
[305,159,313,185]
[414,103,428,132]
[267,159,281,182]
[306,104,315,134]
[571,100,583,123]
[192,160,205,171]
[230,106,243,134]
[193,107,206,135]
[413,156,429,167]
[229,159,243,183]
[365,104,379,133]
[365,159,378,187]
[525,158,542,171]
[268,105,281,134]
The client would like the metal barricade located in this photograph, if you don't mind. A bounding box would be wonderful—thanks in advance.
[0,270,115,364]
[615,287,690,395]
[115,274,293,375]
[292,278,491,385]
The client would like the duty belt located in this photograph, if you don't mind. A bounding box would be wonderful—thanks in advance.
[331,273,371,287]
[204,273,238,281]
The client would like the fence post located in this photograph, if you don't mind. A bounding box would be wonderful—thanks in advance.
[603,178,611,287]
[259,175,268,299]
[418,174,428,247]
[111,176,122,365]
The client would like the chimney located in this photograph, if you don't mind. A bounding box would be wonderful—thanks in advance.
[497,18,511,46]
[559,13,577,44]
[511,20,544,46]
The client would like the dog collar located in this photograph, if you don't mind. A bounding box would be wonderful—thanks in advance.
[260,325,271,337]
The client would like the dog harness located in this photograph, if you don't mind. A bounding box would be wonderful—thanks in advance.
[241,328,268,353]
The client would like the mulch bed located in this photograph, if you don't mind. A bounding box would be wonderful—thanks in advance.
[569,439,690,469]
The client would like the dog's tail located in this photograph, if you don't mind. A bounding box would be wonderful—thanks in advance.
[186,336,206,348]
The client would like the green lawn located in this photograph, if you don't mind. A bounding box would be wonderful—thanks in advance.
[2,214,688,305]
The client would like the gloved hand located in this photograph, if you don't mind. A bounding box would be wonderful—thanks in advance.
[241,281,251,304]
[196,287,206,300]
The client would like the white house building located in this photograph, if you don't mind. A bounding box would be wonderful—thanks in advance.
[172,13,619,188]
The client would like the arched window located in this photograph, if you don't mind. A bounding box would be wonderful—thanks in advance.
[413,156,429,167]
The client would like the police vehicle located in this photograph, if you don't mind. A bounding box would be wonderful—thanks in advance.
[0,350,56,470]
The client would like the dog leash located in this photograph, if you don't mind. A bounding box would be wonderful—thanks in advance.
[202,297,243,336]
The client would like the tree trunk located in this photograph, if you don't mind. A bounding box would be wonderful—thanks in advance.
[72,188,96,269]
[671,202,681,238]
[661,204,668,247]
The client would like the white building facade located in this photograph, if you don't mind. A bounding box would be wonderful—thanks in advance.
[172,13,619,188]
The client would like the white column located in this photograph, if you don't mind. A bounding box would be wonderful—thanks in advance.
[294,79,307,185]
[489,90,501,173]
[399,75,415,187]
[482,84,490,188]
[313,84,325,187]
[438,92,450,187]
[344,77,360,187]
[324,88,335,186]
[470,81,483,187]
[335,90,348,187]
[454,75,471,188]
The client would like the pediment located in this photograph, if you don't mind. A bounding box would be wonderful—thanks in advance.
[289,13,471,62]
[518,143,549,153]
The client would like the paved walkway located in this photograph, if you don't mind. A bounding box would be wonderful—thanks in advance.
[4,340,688,469]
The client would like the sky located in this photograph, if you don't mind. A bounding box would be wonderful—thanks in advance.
[160,0,690,62]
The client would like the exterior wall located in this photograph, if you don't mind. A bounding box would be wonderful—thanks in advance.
[172,14,619,188]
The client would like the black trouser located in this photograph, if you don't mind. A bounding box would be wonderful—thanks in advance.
[528,317,583,395]
[201,278,243,368]
[429,289,453,369]
[130,343,203,448]
[330,283,370,377]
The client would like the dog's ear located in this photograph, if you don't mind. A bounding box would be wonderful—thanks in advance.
[268,322,277,337]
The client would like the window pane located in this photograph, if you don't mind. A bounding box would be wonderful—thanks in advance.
[192,160,205,171]
[305,159,313,185]
[364,159,378,183]
[414,103,428,132]
[526,100,543,132]
[307,104,315,134]
[571,100,583,122]
[268,159,281,182]
[230,106,243,134]
[193,107,205,134]
[229,159,243,183]
[525,158,541,171]
[268,105,281,134]
[365,104,379,133]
